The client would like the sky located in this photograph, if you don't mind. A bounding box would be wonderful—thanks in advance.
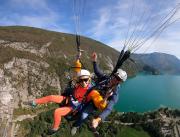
[0,0,180,59]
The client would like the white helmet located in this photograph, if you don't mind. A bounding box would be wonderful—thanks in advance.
[77,69,90,78]
[115,69,127,82]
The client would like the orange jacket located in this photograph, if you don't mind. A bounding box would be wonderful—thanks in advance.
[70,84,106,111]
[87,90,107,111]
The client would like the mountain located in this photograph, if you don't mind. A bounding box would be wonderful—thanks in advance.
[132,52,180,75]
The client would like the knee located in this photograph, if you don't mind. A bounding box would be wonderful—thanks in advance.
[48,95,54,100]
[54,108,62,116]
[82,112,89,119]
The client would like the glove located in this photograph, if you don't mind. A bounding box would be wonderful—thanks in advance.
[92,117,101,128]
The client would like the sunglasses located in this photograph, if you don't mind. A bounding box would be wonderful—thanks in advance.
[79,78,89,83]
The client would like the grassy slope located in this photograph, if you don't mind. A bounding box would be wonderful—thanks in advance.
[0,26,119,59]
[16,107,151,137]
[119,126,151,137]
[0,26,122,77]
[0,26,140,77]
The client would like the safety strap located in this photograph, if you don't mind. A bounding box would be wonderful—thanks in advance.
[75,34,86,69]
[70,84,95,112]
[76,34,81,52]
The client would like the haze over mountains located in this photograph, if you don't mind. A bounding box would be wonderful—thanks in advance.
[132,52,180,75]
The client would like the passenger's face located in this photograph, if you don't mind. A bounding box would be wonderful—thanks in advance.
[108,76,122,87]
[79,76,90,87]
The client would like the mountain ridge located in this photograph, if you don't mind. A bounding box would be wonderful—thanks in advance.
[132,52,180,74]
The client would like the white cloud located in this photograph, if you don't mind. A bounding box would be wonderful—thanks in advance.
[108,28,180,59]
[88,0,180,59]
[0,14,68,32]
[107,39,124,50]
[175,0,180,5]
[89,0,153,41]
[0,0,69,33]
[90,7,111,39]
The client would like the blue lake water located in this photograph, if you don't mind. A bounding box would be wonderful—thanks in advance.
[114,74,180,112]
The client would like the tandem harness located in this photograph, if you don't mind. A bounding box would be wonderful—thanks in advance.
[65,84,94,120]
[64,78,112,120]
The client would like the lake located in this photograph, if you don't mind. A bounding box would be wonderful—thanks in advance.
[114,74,180,112]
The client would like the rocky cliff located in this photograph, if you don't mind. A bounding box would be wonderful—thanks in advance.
[0,41,62,137]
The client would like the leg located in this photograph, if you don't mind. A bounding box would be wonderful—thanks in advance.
[52,106,72,130]
[35,95,66,104]
[71,104,95,136]
[74,104,95,127]
[71,110,90,136]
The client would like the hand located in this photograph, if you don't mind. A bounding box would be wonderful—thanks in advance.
[105,91,113,99]
[92,117,101,128]
[92,52,97,62]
